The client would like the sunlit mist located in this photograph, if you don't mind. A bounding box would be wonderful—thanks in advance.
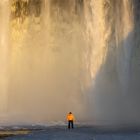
[0,0,139,126]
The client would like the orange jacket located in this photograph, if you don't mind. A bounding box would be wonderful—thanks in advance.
[67,114,75,121]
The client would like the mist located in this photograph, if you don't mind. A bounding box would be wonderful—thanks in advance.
[0,0,140,126]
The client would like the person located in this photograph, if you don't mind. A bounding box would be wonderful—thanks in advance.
[67,112,75,129]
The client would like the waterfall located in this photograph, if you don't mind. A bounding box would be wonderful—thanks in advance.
[0,0,9,121]
[0,0,139,125]
[84,0,135,124]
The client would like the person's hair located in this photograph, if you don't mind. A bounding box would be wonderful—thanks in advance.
[69,112,72,114]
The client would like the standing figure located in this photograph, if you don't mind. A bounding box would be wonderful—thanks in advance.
[67,112,75,129]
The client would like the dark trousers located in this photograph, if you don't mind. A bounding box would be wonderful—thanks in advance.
[68,120,74,129]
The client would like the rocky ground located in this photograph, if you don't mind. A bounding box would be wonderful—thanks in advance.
[1,125,140,140]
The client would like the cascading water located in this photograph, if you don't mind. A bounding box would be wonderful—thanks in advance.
[8,0,86,124]
[0,0,9,120]
[0,0,140,125]
[84,0,135,124]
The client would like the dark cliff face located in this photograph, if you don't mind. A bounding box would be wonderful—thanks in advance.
[133,0,140,49]
[10,0,84,20]
[11,0,42,19]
